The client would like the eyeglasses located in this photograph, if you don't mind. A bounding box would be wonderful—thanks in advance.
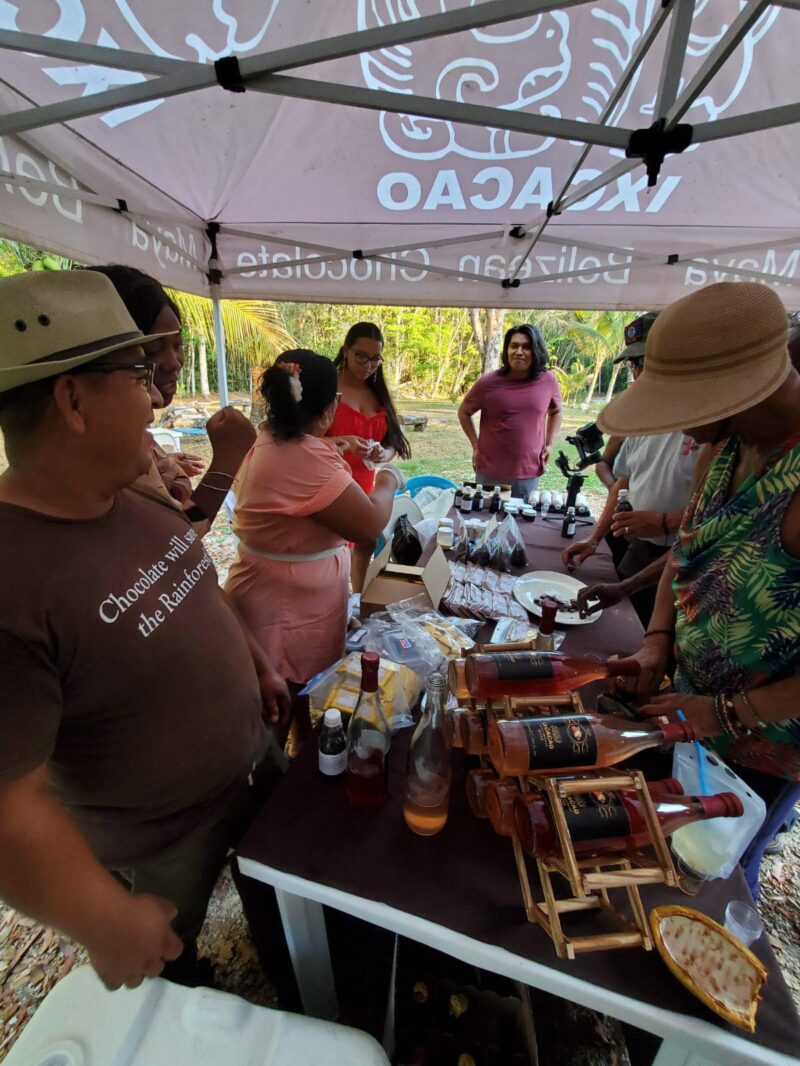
[350,348,383,368]
[71,361,155,391]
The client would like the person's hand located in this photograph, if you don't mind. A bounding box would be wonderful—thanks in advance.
[367,441,387,463]
[333,435,372,459]
[172,452,206,478]
[377,465,407,492]
[610,509,664,540]
[206,407,257,472]
[540,444,552,468]
[636,692,720,737]
[576,581,625,616]
[471,445,479,471]
[86,893,183,991]
[256,664,292,724]
[562,539,597,571]
[615,637,671,700]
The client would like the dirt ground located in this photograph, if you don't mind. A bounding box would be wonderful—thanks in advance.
[0,416,798,1059]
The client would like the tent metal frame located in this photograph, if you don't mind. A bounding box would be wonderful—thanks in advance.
[0,0,798,394]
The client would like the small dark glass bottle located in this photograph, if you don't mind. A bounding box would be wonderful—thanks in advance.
[561,506,576,539]
[489,486,502,514]
[473,485,484,512]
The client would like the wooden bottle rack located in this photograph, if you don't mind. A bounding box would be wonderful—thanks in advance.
[512,769,678,959]
[456,641,679,959]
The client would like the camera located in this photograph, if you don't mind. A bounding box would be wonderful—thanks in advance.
[565,421,604,469]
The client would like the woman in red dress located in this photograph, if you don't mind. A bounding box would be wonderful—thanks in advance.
[327,322,410,589]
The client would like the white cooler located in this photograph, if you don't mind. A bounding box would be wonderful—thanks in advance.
[5,966,389,1066]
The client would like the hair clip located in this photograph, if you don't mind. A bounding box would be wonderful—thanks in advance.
[278,361,303,403]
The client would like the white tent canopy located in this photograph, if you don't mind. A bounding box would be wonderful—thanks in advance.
[0,1,798,320]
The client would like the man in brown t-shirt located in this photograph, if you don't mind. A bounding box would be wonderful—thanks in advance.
[0,271,288,990]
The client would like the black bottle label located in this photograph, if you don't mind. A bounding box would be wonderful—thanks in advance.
[495,653,555,680]
[559,790,632,840]
[523,716,598,768]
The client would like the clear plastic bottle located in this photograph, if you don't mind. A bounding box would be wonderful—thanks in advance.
[403,673,452,836]
[345,651,391,809]
[539,490,552,516]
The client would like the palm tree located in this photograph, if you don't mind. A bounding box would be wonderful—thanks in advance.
[0,239,294,397]
[167,291,294,397]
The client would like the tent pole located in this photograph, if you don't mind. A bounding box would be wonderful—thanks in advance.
[211,287,230,409]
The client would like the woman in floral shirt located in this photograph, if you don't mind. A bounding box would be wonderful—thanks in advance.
[599,281,800,896]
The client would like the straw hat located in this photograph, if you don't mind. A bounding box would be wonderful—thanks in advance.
[0,270,176,395]
[597,283,791,436]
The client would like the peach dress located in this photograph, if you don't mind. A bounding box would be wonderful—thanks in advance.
[225,430,353,684]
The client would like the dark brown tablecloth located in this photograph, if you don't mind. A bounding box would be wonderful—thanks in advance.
[238,511,800,1058]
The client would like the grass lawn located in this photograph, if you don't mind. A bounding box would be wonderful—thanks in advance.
[397,399,606,502]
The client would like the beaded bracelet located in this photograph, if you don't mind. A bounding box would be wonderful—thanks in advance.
[738,690,766,729]
[713,693,735,736]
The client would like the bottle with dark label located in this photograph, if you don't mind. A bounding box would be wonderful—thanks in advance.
[454,484,464,509]
[473,485,484,512]
[464,651,640,700]
[615,488,633,514]
[513,788,743,859]
[487,713,699,777]
[345,651,391,809]
[489,486,502,514]
[485,777,685,838]
[561,506,576,539]
[403,673,452,836]
[534,598,558,652]
[318,708,347,777]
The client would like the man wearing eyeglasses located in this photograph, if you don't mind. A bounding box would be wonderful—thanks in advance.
[0,271,286,993]
[564,311,710,627]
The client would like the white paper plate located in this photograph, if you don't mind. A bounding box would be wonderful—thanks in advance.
[513,570,601,626]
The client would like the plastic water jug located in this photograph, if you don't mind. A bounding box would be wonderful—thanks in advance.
[670,743,766,879]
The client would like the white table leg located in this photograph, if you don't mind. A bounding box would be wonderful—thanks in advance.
[275,888,338,1020]
[652,1040,724,1066]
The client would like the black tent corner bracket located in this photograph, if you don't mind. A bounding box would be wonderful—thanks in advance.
[501,277,521,289]
[206,267,223,285]
[626,119,693,187]
[215,55,245,93]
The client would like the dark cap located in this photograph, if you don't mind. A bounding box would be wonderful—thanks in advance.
[613,311,659,364]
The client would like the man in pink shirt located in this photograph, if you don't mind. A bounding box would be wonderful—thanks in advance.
[458,324,562,497]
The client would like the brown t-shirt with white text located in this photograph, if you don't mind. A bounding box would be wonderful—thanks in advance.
[0,489,264,866]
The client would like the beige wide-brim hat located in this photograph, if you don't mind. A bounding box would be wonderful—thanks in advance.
[597,282,792,437]
[0,270,177,395]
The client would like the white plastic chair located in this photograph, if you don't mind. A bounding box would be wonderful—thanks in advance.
[149,427,183,453]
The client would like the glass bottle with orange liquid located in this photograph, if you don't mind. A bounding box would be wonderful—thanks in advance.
[513,788,743,858]
[345,651,391,810]
[403,672,452,836]
[488,713,700,776]
[465,651,641,700]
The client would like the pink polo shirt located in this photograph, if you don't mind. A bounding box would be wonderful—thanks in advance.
[462,369,562,480]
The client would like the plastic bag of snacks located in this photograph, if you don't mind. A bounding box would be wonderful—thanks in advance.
[490,616,566,649]
[471,515,499,567]
[451,512,470,562]
[497,514,528,572]
[387,595,481,657]
[301,651,421,732]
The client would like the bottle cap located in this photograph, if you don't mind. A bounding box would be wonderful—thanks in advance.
[361,650,380,691]
[323,708,343,728]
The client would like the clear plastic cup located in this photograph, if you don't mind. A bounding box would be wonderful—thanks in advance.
[674,856,708,897]
[724,901,763,946]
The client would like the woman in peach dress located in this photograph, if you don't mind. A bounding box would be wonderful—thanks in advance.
[225,349,402,742]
